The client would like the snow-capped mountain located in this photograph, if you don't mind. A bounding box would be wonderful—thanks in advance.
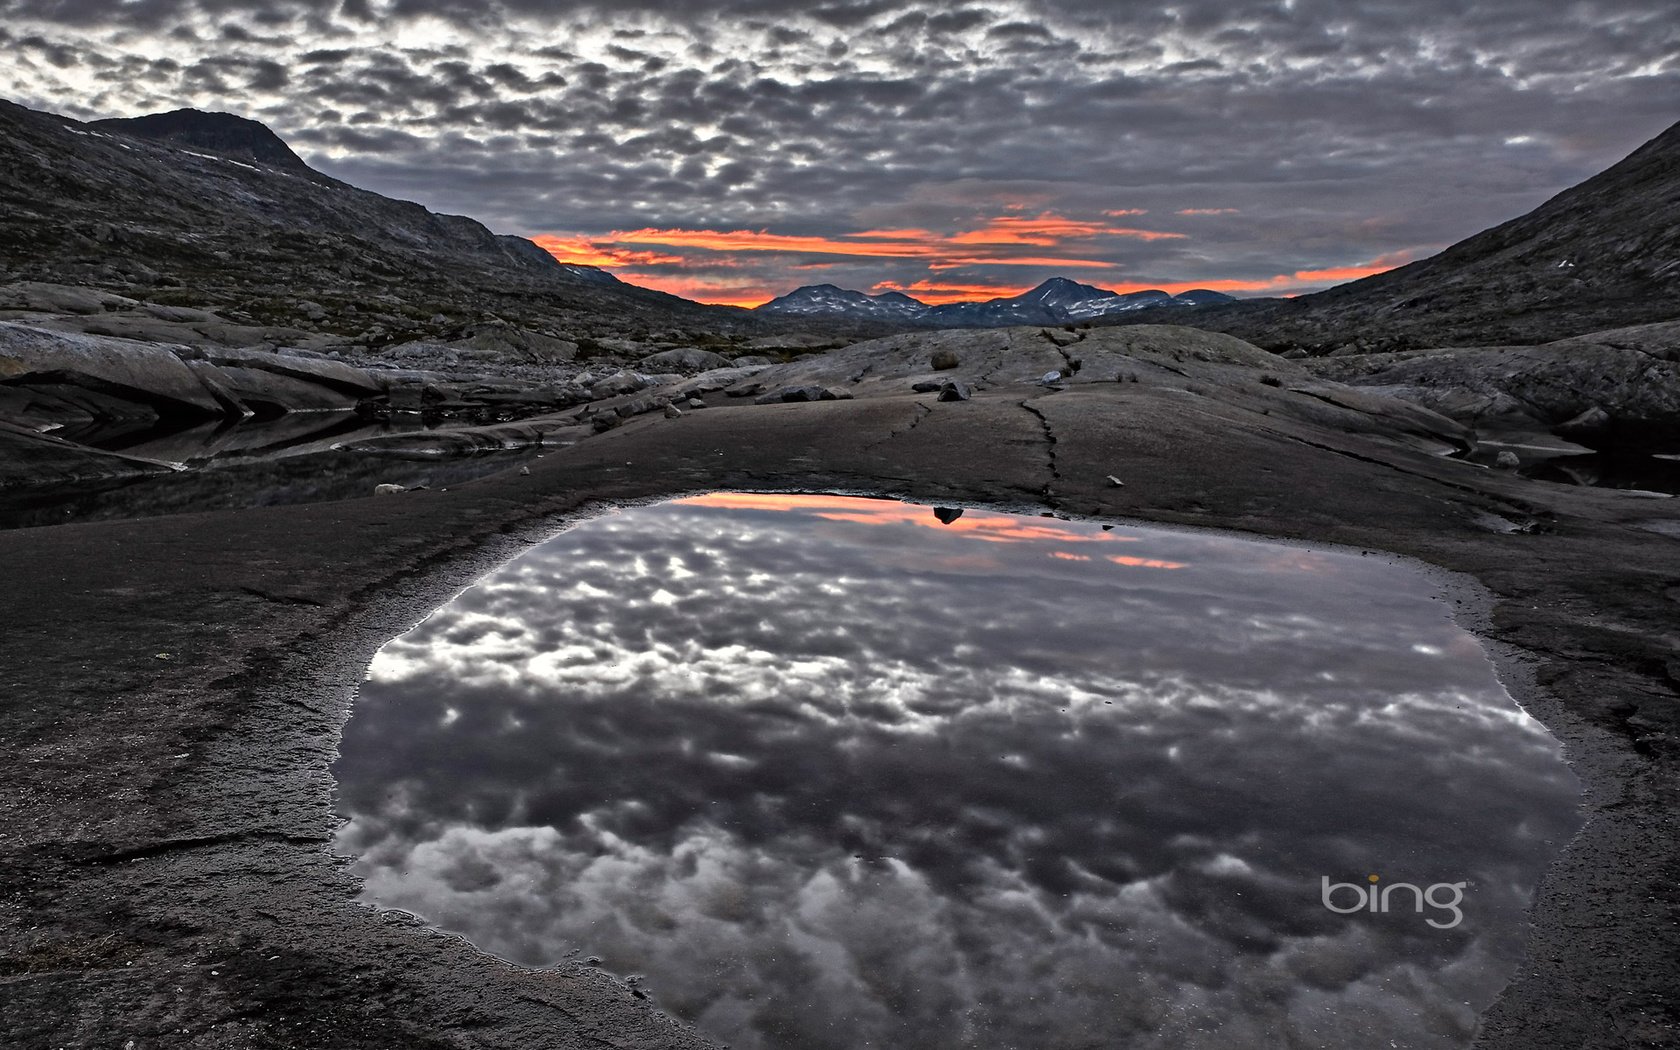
[756,284,933,322]
[756,278,1234,327]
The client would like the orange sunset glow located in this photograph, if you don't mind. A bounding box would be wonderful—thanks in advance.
[534,213,1410,307]
[674,494,1196,571]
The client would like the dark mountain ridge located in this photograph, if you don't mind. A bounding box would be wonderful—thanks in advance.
[89,108,319,177]
[0,99,752,340]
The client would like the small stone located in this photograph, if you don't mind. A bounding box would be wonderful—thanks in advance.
[1493,450,1521,470]
[519,465,531,475]
[373,483,405,496]
[911,380,943,393]
[664,403,682,419]
[933,507,964,524]
[1106,474,1125,487]
[930,349,960,370]
[938,381,971,402]
[685,397,706,409]
[1039,370,1063,387]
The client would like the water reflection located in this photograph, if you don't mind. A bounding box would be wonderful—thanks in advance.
[334,493,1580,1050]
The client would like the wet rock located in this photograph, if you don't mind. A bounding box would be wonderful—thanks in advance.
[938,381,971,402]
[0,419,172,487]
[337,417,591,457]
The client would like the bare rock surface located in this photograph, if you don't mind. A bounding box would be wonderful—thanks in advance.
[0,370,1675,1050]
[1307,321,1680,450]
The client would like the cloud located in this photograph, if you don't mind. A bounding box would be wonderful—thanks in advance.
[1,0,1674,302]
[334,494,1582,1050]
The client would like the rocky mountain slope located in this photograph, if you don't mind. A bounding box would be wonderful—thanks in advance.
[89,108,321,176]
[1112,118,1680,353]
[758,277,1233,327]
[0,99,755,344]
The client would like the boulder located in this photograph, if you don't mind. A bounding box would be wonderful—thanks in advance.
[443,322,578,364]
[590,370,647,399]
[637,347,730,372]
[0,322,222,416]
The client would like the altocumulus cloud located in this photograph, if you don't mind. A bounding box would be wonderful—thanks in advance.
[4,0,1672,302]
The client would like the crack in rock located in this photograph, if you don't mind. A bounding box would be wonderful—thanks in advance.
[1020,398,1061,499]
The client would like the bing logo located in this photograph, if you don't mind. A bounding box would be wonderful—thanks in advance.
[1321,873,1467,929]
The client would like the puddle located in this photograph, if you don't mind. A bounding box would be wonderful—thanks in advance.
[1519,452,1680,496]
[334,493,1582,1049]
[0,415,539,531]
[1469,441,1680,496]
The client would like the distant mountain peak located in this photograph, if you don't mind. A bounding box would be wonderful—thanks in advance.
[89,108,316,175]
[756,279,1233,328]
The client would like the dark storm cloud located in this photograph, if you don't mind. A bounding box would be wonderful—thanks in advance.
[332,496,1580,1049]
[0,0,1675,301]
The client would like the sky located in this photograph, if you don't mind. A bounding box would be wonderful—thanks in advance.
[1,1,1675,307]
[334,493,1581,1049]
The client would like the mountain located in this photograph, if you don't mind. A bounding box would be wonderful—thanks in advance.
[0,99,749,341]
[89,108,318,176]
[757,284,932,323]
[758,277,1234,328]
[1120,118,1680,353]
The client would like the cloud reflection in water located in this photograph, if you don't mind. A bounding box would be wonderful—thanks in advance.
[334,493,1580,1050]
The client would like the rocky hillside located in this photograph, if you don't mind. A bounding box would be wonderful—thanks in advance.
[1111,118,1680,353]
[0,99,756,344]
